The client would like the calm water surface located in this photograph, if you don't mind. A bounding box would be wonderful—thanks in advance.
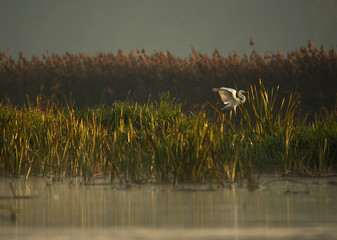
[0,176,336,240]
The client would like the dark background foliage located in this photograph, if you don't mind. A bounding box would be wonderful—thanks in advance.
[1,42,336,115]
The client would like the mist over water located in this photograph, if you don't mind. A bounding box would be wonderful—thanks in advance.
[1,0,337,58]
[1,177,337,240]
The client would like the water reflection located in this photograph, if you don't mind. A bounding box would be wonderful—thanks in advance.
[0,177,337,239]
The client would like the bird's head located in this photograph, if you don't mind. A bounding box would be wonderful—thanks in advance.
[238,90,248,103]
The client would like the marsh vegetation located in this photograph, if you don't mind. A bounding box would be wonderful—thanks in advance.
[1,80,336,183]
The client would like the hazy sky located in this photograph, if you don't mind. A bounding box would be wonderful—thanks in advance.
[1,0,337,58]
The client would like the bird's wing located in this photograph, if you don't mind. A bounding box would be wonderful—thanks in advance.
[216,88,237,104]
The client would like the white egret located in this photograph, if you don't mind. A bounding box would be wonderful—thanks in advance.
[212,87,247,114]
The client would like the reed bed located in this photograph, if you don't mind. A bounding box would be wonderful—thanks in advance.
[1,82,336,183]
[0,42,336,115]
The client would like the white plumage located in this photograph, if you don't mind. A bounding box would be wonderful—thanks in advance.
[212,87,247,114]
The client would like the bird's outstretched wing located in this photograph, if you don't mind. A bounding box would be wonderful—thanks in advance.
[212,87,237,104]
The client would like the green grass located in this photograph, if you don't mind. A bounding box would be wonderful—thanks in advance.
[1,82,336,183]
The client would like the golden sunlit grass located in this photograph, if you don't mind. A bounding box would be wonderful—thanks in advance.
[1,82,336,184]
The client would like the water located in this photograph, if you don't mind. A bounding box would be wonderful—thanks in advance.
[0,176,337,239]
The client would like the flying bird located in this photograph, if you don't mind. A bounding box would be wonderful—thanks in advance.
[212,87,247,114]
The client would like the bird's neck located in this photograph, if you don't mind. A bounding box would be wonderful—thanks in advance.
[238,91,246,103]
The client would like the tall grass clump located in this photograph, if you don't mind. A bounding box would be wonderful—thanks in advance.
[0,100,111,180]
[237,80,336,175]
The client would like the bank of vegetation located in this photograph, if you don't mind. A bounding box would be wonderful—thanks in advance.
[1,42,337,183]
[1,81,336,183]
